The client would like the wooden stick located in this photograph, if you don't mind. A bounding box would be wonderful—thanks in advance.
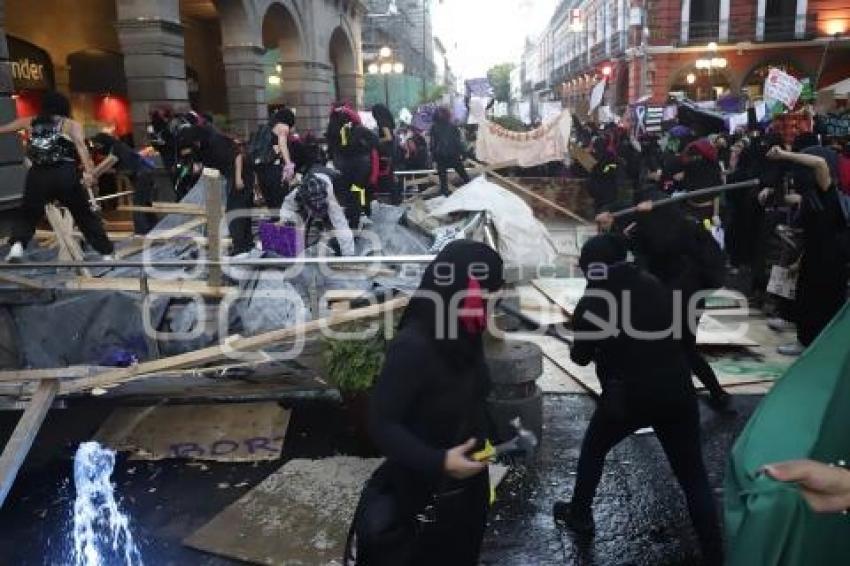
[0,380,59,507]
[205,173,224,287]
[147,217,208,240]
[486,170,591,225]
[63,296,410,394]
[0,366,109,383]
[0,273,44,290]
[611,179,760,219]
[64,277,231,297]
[118,205,207,216]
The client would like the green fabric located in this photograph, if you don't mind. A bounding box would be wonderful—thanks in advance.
[725,302,850,565]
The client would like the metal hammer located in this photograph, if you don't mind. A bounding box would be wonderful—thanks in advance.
[474,418,539,462]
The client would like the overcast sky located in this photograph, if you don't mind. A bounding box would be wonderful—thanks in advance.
[432,0,560,80]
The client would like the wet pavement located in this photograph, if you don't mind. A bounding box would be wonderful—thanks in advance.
[0,393,761,565]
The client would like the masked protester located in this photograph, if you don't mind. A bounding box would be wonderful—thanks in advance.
[430,106,470,197]
[2,91,114,262]
[278,166,357,256]
[347,240,505,565]
[554,235,723,566]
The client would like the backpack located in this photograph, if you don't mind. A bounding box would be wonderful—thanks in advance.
[247,124,278,166]
[342,124,378,157]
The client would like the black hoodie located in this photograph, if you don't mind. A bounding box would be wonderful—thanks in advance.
[369,241,504,481]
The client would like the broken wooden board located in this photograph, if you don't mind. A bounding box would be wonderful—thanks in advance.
[184,457,382,565]
[0,380,58,507]
[514,285,570,327]
[63,297,410,395]
[63,277,232,298]
[486,170,590,225]
[118,205,207,216]
[0,273,44,290]
[94,402,291,462]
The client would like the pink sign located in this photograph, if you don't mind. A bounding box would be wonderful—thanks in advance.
[765,68,803,109]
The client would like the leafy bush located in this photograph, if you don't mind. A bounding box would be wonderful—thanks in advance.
[323,327,387,394]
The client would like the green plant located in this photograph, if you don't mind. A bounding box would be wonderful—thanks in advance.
[323,327,387,394]
[491,116,530,132]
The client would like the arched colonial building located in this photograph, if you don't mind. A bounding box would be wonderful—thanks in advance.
[0,0,363,142]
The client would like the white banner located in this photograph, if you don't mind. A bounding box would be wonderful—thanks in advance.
[764,68,803,109]
[589,79,607,112]
[475,110,572,168]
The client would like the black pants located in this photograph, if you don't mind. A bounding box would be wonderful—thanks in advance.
[353,464,488,566]
[132,171,157,235]
[571,394,722,565]
[254,163,287,211]
[225,174,255,255]
[11,163,113,255]
[796,252,848,346]
[682,297,726,400]
[436,158,470,196]
[337,155,372,219]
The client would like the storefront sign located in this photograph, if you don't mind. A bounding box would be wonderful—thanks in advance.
[7,36,54,91]
[765,68,803,109]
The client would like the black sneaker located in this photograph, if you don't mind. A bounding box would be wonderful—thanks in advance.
[553,501,595,536]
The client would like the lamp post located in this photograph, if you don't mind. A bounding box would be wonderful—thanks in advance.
[368,46,404,108]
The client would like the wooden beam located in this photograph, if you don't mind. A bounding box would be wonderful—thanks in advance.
[205,174,223,287]
[0,366,109,383]
[147,217,208,240]
[0,380,59,507]
[63,296,410,394]
[0,273,44,290]
[486,171,590,225]
[64,277,232,297]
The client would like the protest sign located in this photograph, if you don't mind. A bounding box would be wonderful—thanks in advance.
[764,68,803,109]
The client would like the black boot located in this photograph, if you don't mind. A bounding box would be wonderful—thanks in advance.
[553,501,595,536]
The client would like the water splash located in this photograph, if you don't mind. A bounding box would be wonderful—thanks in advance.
[72,442,143,566]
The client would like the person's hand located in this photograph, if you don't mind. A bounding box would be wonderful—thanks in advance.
[283,161,296,182]
[785,193,802,206]
[673,171,685,182]
[763,459,850,513]
[636,200,653,213]
[766,146,785,160]
[595,212,615,231]
[444,438,487,480]
[758,188,774,206]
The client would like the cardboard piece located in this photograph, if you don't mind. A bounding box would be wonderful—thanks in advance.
[94,402,291,462]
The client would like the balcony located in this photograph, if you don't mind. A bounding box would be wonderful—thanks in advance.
[684,20,720,45]
[760,14,816,41]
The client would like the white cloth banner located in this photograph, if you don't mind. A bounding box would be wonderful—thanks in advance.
[475,111,572,168]
[765,68,803,109]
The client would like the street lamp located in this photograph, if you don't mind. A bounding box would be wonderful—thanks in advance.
[694,43,728,100]
[368,46,404,107]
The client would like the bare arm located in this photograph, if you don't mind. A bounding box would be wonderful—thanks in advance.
[767,147,832,191]
[273,123,292,165]
[92,155,119,178]
[234,152,245,191]
[67,120,95,176]
[0,116,33,135]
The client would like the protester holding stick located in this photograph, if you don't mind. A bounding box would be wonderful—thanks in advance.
[2,91,113,262]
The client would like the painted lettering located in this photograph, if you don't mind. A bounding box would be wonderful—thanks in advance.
[170,442,205,458]
[210,440,240,456]
[244,436,281,454]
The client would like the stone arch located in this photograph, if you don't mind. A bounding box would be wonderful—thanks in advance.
[667,61,738,101]
[329,26,358,104]
[262,1,306,108]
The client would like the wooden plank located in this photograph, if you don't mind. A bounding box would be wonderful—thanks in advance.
[0,366,108,383]
[205,173,224,287]
[63,296,410,395]
[486,170,591,225]
[65,277,232,298]
[44,205,91,278]
[0,380,59,507]
[0,273,44,290]
[146,217,209,240]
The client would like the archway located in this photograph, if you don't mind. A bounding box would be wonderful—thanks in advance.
[670,65,733,102]
[262,2,303,108]
[180,0,228,119]
[329,27,358,104]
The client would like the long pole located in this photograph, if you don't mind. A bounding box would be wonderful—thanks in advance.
[611,179,760,219]
[384,73,390,107]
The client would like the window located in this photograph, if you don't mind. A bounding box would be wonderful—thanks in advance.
[764,0,797,41]
[689,0,720,43]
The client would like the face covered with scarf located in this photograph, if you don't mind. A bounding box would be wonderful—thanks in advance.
[401,240,504,363]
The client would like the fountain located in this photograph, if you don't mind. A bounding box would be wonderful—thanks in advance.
[72,442,143,566]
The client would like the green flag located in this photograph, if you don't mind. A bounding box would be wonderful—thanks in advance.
[725,302,850,565]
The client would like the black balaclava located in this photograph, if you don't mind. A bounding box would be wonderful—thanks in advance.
[401,240,504,366]
[579,234,628,276]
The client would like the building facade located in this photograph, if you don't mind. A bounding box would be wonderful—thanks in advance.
[525,0,850,115]
[361,0,436,112]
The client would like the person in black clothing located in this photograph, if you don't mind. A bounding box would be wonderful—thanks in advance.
[553,235,723,566]
[587,136,626,212]
[597,188,733,411]
[766,145,850,351]
[252,107,296,211]
[326,103,377,219]
[174,122,252,254]
[90,132,158,235]
[372,104,399,202]
[430,106,470,197]
[2,91,113,261]
[350,240,505,565]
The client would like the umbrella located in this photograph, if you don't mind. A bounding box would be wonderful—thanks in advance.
[725,303,850,565]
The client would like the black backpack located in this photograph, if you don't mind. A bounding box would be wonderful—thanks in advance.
[247,124,278,166]
[342,124,378,157]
